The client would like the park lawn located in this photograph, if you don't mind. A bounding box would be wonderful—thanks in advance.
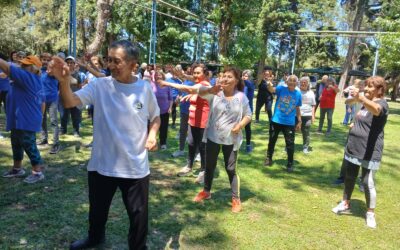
[0,99,399,249]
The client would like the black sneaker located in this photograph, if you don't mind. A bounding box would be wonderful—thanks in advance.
[287,163,294,173]
[37,139,48,145]
[49,144,60,154]
[332,178,344,185]
[264,158,273,166]
[69,236,105,250]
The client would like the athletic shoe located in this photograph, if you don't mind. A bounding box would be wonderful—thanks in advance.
[231,198,242,213]
[177,166,192,177]
[332,178,344,185]
[2,168,26,178]
[255,120,260,124]
[195,154,201,162]
[303,147,310,154]
[287,163,294,173]
[332,201,350,214]
[195,171,205,184]
[37,139,48,145]
[23,172,45,184]
[366,211,377,229]
[84,141,93,148]
[193,190,211,202]
[316,130,323,135]
[160,145,167,150]
[246,144,253,153]
[325,131,331,136]
[171,150,185,158]
[49,143,60,154]
[73,131,81,138]
[264,158,273,167]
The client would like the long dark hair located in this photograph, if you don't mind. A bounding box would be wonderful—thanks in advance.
[223,66,244,92]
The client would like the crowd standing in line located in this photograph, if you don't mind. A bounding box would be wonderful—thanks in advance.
[0,39,391,249]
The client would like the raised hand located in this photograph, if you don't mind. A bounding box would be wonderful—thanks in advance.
[48,56,71,83]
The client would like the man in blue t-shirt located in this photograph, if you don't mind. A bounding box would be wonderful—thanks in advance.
[166,70,182,129]
[38,53,60,154]
[265,75,302,172]
[0,55,46,183]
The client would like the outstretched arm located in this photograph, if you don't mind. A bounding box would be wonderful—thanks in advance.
[157,79,199,94]
[0,58,10,76]
[48,57,82,108]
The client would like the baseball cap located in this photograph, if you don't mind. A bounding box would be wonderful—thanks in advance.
[57,52,66,60]
[19,55,42,68]
[65,56,76,62]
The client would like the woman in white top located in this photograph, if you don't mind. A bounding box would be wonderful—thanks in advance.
[157,66,252,212]
[299,76,316,154]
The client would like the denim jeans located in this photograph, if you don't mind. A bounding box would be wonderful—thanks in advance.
[41,101,59,144]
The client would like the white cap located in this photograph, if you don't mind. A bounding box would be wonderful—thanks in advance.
[65,56,75,62]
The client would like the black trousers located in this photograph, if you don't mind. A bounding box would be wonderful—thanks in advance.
[255,97,272,122]
[267,122,295,165]
[204,139,239,198]
[60,107,81,133]
[159,112,170,146]
[88,171,149,250]
[0,90,7,112]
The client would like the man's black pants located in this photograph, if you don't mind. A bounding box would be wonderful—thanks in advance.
[88,171,149,250]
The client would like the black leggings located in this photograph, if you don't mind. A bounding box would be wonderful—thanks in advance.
[343,159,377,209]
[204,139,239,198]
[0,90,7,112]
[171,102,177,126]
[245,122,251,145]
[159,112,169,146]
[187,126,205,170]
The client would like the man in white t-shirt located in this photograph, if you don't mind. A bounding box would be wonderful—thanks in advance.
[50,40,160,250]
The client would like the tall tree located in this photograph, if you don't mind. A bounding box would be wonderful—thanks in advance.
[86,0,115,55]
[338,0,368,92]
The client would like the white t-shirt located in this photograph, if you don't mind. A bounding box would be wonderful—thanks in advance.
[202,91,252,151]
[300,90,316,117]
[76,76,160,178]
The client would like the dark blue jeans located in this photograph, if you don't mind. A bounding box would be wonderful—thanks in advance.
[60,107,82,134]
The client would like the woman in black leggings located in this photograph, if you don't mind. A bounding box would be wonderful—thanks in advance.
[332,76,388,229]
[255,69,273,125]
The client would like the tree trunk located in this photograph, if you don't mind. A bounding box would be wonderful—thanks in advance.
[218,0,232,58]
[338,0,368,93]
[256,32,269,85]
[391,76,400,102]
[80,18,87,51]
[86,0,115,55]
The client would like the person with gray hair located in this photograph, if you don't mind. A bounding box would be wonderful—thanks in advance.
[299,76,316,154]
[49,40,160,249]
[317,77,339,136]
[242,69,255,153]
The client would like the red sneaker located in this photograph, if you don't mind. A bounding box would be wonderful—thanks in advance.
[231,198,242,213]
[193,190,211,202]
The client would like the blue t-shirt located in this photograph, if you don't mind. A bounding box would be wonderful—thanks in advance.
[6,65,45,132]
[0,69,10,91]
[166,77,182,100]
[41,68,59,102]
[180,80,195,114]
[210,77,217,86]
[244,80,255,112]
[272,85,302,126]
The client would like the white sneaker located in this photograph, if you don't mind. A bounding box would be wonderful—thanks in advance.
[160,145,167,150]
[366,212,377,228]
[195,171,205,184]
[177,166,192,177]
[303,147,310,154]
[171,150,185,158]
[195,154,201,162]
[332,201,350,214]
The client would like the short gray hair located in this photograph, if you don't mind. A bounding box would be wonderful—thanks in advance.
[242,69,253,80]
[300,76,310,83]
[109,40,139,62]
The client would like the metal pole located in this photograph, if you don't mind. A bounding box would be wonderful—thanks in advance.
[196,13,203,62]
[72,0,77,58]
[149,0,157,65]
[291,35,298,74]
[68,0,77,57]
[372,40,379,76]
[68,0,72,54]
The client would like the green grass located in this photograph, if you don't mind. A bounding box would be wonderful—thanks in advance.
[1,99,400,249]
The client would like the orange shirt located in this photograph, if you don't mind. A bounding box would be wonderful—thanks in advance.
[188,81,210,128]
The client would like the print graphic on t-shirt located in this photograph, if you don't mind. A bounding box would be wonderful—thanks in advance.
[134,100,143,110]
[278,95,296,115]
